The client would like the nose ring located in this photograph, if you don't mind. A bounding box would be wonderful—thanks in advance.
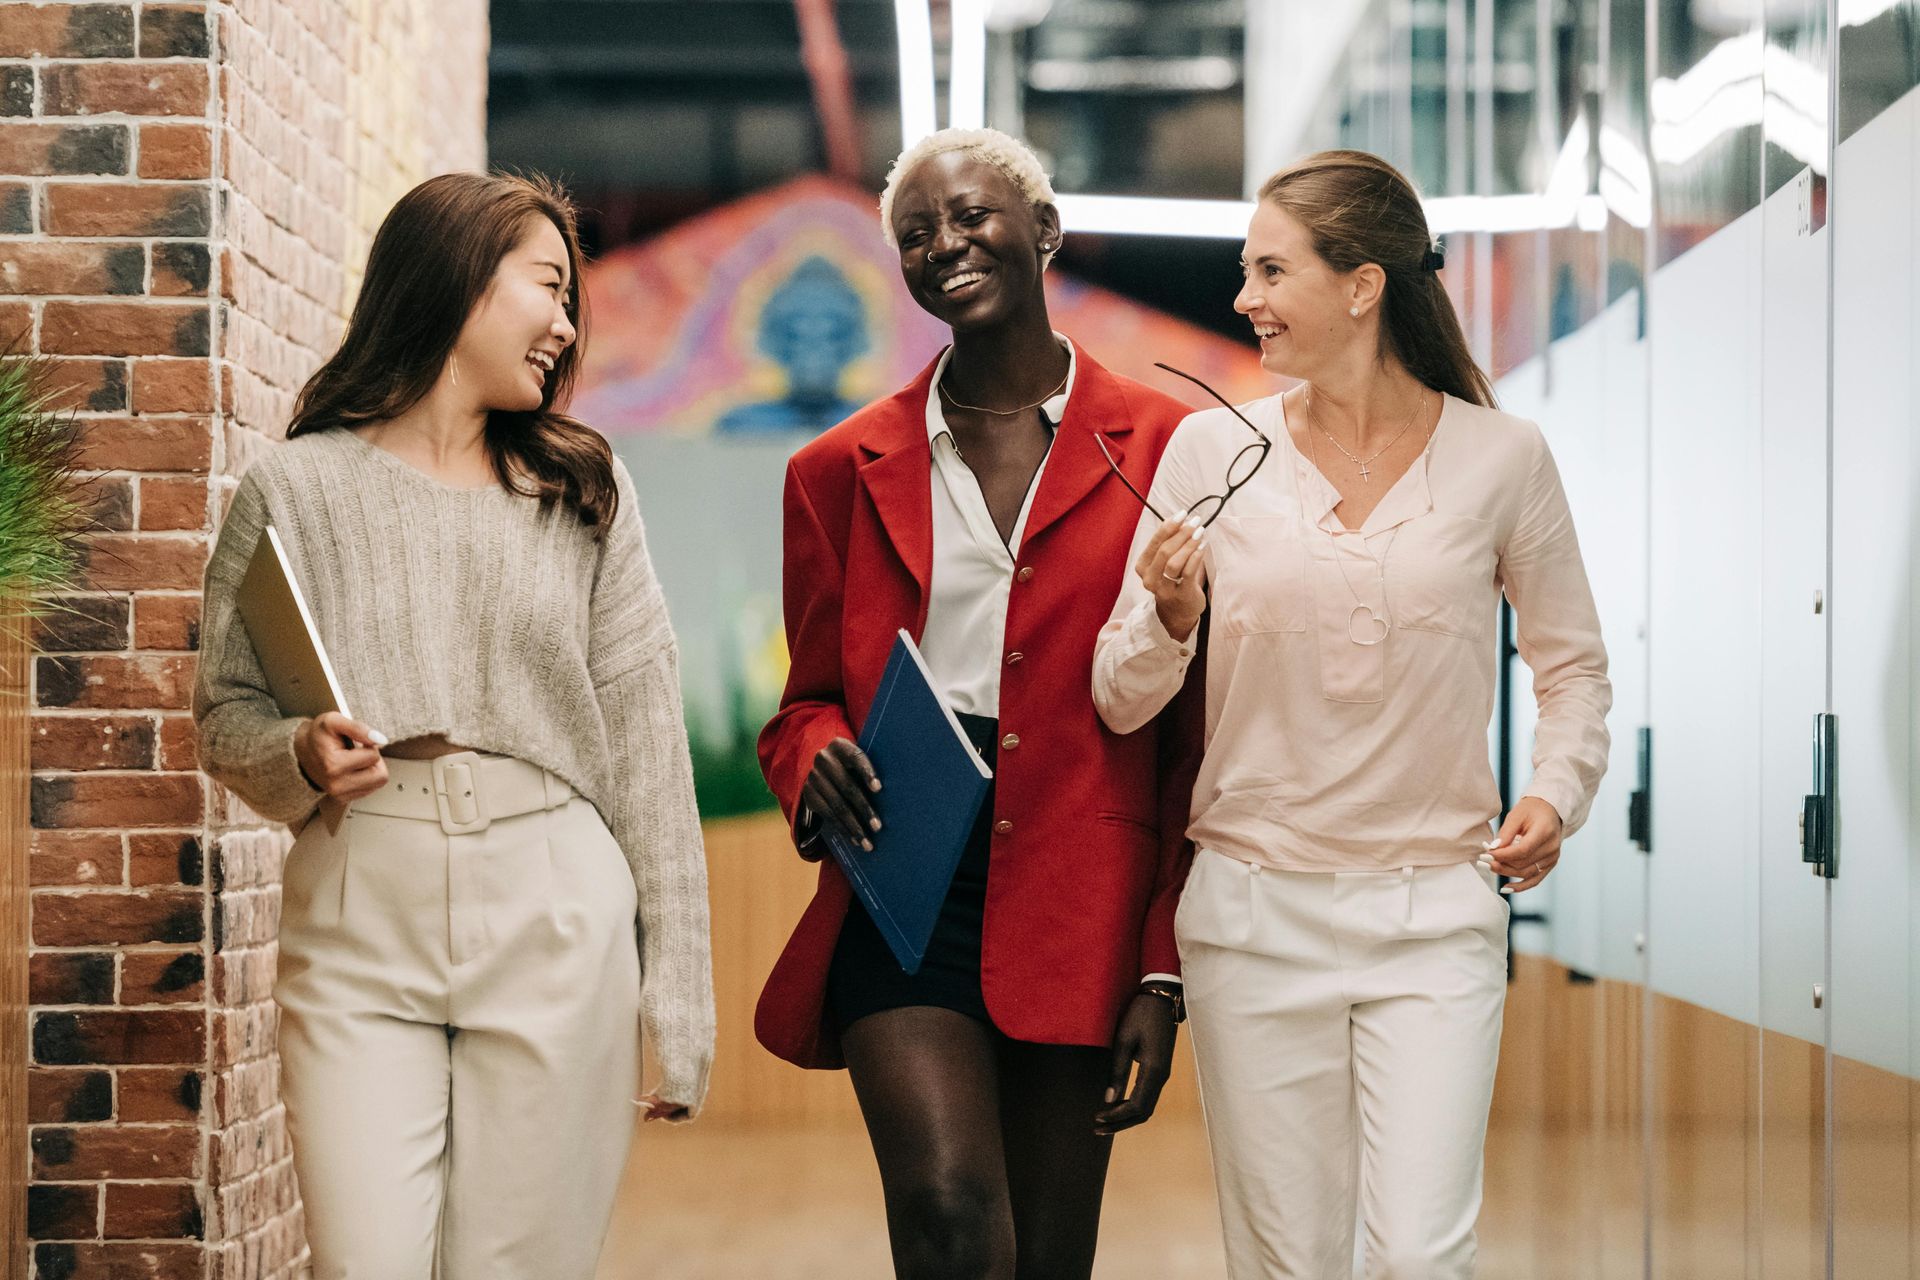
[927,251,936,263]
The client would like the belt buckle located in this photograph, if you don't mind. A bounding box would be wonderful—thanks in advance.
[432,752,490,835]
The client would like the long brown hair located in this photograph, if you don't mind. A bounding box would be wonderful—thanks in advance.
[289,172,618,531]
[1259,150,1496,409]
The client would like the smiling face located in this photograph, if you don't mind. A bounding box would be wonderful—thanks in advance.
[449,215,579,412]
[888,150,1059,333]
[1234,199,1380,384]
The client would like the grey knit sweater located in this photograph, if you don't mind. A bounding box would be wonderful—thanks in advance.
[193,427,715,1112]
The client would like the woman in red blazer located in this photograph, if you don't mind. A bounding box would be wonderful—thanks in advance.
[755,128,1203,1279]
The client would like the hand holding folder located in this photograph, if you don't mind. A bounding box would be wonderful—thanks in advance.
[235,525,388,817]
[817,631,993,975]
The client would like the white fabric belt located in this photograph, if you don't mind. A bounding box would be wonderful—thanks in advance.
[354,751,575,836]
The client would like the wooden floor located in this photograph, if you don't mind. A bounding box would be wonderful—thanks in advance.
[597,957,1631,1279]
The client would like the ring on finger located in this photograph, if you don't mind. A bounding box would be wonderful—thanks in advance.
[1162,571,1184,585]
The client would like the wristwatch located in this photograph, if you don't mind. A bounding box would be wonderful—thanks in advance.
[1138,979,1186,1024]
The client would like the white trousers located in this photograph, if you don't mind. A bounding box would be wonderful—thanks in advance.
[1176,851,1509,1280]
[275,776,641,1280]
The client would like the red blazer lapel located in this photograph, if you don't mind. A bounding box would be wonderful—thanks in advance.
[1021,350,1138,548]
[856,361,937,606]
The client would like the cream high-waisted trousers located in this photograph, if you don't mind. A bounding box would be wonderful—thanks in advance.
[1176,850,1510,1280]
[275,751,641,1280]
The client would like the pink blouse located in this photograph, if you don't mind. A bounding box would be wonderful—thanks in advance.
[1093,392,1611,873]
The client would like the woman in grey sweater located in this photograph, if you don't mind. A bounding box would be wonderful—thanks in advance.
[194,172,714,1280]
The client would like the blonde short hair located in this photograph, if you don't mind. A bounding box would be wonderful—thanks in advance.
[878,127,1059,262]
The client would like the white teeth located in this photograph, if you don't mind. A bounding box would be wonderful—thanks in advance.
[942,271,986,294]
[527,351,554,371]
[1255,325,1283,339]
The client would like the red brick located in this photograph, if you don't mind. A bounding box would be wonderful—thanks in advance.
[30,772,204,829]
[32,1009,205,1067]
[156,714,195,770]
[121,950,204,1005]
[132,594,199,650]
[42,61,209,118]
[0,299,32,345]
[0,121,130,175]
[129,832,202,887]
[28,1181,99,1240]
[45,184,210,238]
[33,594,131,653]
[73,473,135,532]
[39,358,130,413]
[28,1068,113,1123]
[0,240,144,294]
[0,65,24,116]
[32,1123,199,1180]
[103,1181,203,1239]
[0,5,136,58]
[35,653,195,709]
[31,830,122,887]
[34,889,202,946]
[130,359,212,414]
[30,951,116,1005]
[41,301,210,358]
[71,417,212,473]
[0,180,29,233]
[137,122,210,179]
[118,1068,201,1122]
[33,1241,202,1278]
[79,532,206,591]
[151,241,209,296]
[139,6,210,59]
[31,713,156,770]
[137,476,208,530]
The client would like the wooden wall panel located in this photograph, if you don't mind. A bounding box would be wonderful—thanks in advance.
[696,812,1201,1127]
[0,604,28,1269]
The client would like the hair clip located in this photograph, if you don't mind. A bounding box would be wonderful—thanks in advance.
[1420,247,1445,272]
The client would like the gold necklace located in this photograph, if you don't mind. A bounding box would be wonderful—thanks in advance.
[938,366,1070,416]
[1305,385,1427,483]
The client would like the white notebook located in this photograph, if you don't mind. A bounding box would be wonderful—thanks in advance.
[234,525,351,720]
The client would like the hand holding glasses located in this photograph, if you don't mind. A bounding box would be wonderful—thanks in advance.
[1099,364,1273,643]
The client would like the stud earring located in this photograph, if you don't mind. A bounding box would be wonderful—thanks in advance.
[1349,307,1360,317]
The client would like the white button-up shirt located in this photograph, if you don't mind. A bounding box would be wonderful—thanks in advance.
[919,335,1077,718]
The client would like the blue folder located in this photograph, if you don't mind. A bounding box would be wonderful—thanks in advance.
[822,630,994,974]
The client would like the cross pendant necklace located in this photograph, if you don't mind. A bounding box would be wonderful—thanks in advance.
[1305,387,1425,484]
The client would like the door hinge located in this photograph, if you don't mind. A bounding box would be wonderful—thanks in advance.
[1628,725,1652,853]
[1801,712,1838,879]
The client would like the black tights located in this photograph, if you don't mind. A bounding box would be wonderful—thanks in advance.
[841,1006,1114,1280]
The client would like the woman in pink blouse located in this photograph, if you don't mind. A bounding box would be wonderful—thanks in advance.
[1092,150,1611,1277]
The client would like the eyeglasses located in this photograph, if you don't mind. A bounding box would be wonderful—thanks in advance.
[1097,363,1272,528]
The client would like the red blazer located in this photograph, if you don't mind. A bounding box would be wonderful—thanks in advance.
[754,347,1205,1069]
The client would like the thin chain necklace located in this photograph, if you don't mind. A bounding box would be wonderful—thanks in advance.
[1304,385,1427,483]
[1302,395,1438,647]
[938,365,1069,416]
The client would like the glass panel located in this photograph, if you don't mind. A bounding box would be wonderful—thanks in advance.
[1754,0,1834,1270]
[1650,0,1766,265]
[1829,0,1918,1269]
[1008,0,1246,198]
[1645,0,1766,1269]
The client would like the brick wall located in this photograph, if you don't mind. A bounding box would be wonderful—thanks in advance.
[3,4,487,1276]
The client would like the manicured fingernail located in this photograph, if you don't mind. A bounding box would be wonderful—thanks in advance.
[1500,885,1515,894]
[870,779,882,792]
[368,729,390,747]
[1483,839,1502,850]
[870,818,882,832]
[1104,1088,1117,1104]
[862,839,873,852]
[1173,508,1189,520]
